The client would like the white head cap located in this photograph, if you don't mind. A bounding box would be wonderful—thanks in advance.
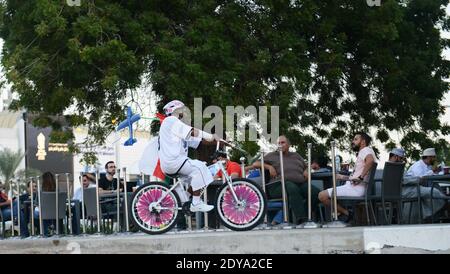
[422,148,436,157]
[163,100,185,116]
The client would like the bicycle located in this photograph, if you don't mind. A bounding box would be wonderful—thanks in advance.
[130,140,267,234]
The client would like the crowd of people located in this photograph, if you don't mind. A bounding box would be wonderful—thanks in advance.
[0,100,448,238]
[247,133,448,225]
[0,160,127,238]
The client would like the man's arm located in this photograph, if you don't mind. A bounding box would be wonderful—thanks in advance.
[253,161,277,178]
[0,200,11,207]
[191,128,220,142]
[359,154,375,180]
[98,187,113,194]
[244,165,254,172]
[252,160,271,170]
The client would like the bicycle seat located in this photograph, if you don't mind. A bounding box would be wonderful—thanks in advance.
[163,159,188,180]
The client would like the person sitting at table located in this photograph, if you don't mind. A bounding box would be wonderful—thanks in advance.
[318,132,378,223]
[0,184,30,238]
[98,161,124,194]
[397,148,447,222]
[19,180,40,231]
[73,174,96,201]
[40,171,62,236]
[69,174,96,235]
[98,161,126,223]
[406,148,442,177]
[213,151,242,180]
[252,135,320,225]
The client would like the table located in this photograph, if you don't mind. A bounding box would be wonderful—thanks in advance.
[311,171,333,190]
[420,174,450,187]
[98,192,133,232]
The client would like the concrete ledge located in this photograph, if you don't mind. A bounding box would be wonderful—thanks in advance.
[363,224,450,252]
[0,228,364,254]
[1,224,450,254]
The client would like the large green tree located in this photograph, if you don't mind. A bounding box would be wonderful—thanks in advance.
[0,0,448,162]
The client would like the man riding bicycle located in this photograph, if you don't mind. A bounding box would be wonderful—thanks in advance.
[159,100,220,212]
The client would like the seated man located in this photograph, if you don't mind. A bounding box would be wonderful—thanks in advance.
[397,148,447,222]
[98,161,123,194]
[318,132,377,223]
[73,174,96,202]
[0,185,29,238]
[406,148,441,177]
[253,135,320,224]
[19,180,40,231]
[213,151,241,179]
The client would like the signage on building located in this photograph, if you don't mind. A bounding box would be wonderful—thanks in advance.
[25,115,73,176]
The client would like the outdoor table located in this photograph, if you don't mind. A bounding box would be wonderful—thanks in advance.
[421,174,450,187]
[311,171,333,190]
[99,192,133,232]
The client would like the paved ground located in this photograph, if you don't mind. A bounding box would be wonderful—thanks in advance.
[1,224,450,254]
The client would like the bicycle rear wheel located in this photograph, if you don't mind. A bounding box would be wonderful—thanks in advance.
[130,182,181,234]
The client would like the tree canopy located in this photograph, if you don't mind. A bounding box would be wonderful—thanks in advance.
[0,0,449,163]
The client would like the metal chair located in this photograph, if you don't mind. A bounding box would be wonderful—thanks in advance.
[83,187,121,232]
[376,162,411,224]
[336,162,378,226]
[373,162,424,224]
[40,192,68,234]
[0,209,5,238]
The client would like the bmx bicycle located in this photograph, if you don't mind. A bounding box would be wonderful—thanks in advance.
[130,140,267,234]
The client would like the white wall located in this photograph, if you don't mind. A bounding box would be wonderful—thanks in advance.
[72,128,152,186]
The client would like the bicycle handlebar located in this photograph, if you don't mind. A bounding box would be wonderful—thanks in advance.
[217,139,247,154]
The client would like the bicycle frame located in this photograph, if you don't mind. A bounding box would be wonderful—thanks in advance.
[154,139,243,208]
[154,160,241,208]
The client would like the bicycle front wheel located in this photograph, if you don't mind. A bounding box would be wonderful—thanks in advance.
[215,178,267,231]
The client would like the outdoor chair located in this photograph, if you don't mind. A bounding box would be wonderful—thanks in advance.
[335,162,378,226]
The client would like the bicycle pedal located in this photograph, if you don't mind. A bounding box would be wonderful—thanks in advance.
[182,201,194,216]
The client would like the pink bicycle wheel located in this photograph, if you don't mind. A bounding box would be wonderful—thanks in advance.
[136,188,176,228]
[221,185,261,225]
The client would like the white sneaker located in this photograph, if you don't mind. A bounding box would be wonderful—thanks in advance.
[190,201,214,212]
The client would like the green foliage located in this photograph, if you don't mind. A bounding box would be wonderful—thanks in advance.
[0,0,448,163]
[0,148,24,190]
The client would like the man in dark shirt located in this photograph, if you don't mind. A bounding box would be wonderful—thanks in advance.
[97,161,124,218]
[253,135,320,224]
[98,161,123,193]
[19,180,39,228]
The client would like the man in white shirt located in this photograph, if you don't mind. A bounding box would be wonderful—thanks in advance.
[406,148,441,177]
[318,132,378,223]
[159,100,220,212]
[73,174,96,201]
[401,148,446,221]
